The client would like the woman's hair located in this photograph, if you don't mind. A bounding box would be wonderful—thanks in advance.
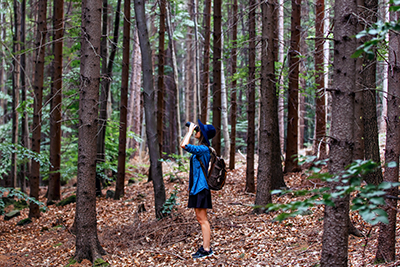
[197,132,209,147]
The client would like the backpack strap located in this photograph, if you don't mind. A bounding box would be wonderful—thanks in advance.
[196,155,208,179]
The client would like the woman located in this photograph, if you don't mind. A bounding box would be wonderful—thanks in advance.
[180,119,216,259]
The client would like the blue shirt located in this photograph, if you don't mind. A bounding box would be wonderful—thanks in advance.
[184,144,210,195]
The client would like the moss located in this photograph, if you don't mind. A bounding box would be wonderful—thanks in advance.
[56,195,76,207]
[17,218,32,226]
[14,199,28,210]
[64,258,77,267]
[94,258,110,267]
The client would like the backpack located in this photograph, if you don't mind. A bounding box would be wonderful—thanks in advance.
[197,147,227,191]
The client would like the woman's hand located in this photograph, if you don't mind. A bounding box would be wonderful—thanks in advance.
[181,122,196,149]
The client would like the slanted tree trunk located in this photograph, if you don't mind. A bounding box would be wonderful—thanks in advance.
[200,0,211,123]
[229,0,238,170]
[375,9,400,264]
[114,0,130,200]
[11,0,21,188]
[255,0,285,213]
[75,0,106,262]
[48,0,64,202]
[30,0,47,219]
[134,0,166,218]
[127,28,142,158]
[284,0,301,173]
[166,1,182,156]
[245,0,256,193]
[157,0,166,157]
[320,0,357,265]
[20,0,29,192]
[314,0,326,158]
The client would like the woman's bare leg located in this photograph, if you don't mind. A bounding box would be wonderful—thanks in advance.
[195,208,211,251]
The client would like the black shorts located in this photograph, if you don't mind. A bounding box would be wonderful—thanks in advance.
[188,189,212,209]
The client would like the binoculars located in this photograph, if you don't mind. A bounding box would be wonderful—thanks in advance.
[185,122,200,132]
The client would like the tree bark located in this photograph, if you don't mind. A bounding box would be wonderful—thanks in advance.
[221,59,230,158]
[255,0,285,213]
[375,10,400,264]
[314,0,326,158]
[229,0,238,170]
[134,0,166,218]
[75,0,106,261]
[245,0,256,193]
[284,0,301,173]
[115,0,130,200]
[48,0,64,202]
[278,0,285,156]
[30,0,47,219]
[157,0,166,157]
[320,0,357,265]
[200,0,211,123]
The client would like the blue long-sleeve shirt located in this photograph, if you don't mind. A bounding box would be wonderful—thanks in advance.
[184,144,210,195]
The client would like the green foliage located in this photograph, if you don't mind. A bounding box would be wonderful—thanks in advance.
[160,153,189,182]
[0,188,46,215]
[94,258,110,267]
[161,186,179,217]
[17,217,32,226]
[266,157,399,225]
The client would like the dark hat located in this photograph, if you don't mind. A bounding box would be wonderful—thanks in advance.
[198,119,216,147]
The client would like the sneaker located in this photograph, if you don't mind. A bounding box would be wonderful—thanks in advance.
[192,246,214,259]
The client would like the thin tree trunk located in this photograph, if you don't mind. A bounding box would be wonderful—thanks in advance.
[245,0,256,193]
[75,0,106,261]
[314,0,326,158]
[278,0,285,155]
[11,0,21,188]
[0,6,6,124]
[320,0,357,265]
[48,0,64,201]
[284,0,301,173]
[157,0,165,157]
[20,0,29,192]
[221,60,230,158]
[166,2,182,156]
[229,0,238,170]
[192,0,199,121]
[115,0,130,200]
[127,28,142,158]
[134,0,166,218]
[201,0,211,123]
[375,10,400,264]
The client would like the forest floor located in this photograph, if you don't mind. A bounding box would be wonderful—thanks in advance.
[1,156,400,267]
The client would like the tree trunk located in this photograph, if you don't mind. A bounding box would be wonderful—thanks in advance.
[48,0,64,202]
[278,0,285,156]
[20,0,29,192]
[200,0,211,123]
[245,0,256,193]
[255,0,285,213]
[0,7,6,124]
[30,0,47,219]
[134,0,166,218]
[75,0,106,261]
[166,1,182,156]
[157,0,166,157]
[284,0,301,173]
[11,0,21,188]
[320,0,357,265]
[229,0,238,170]
[314,0,326,158]
[115,0,130,200]
[127,28,142,158]
[221,59,230,158]
[375,10,400,264]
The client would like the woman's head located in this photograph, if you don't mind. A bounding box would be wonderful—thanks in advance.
[197,119,216,146]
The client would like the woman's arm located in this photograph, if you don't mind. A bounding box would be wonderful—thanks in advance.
[180,122,196,149]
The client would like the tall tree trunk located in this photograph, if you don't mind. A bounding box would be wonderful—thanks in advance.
[320,0,357,265]
[361,0,382,185]
[255,0,285,213]
[212,0,222,155]
[30,0,47,219]
[284,0,301,173]
[379,0,389,135]
[11,0,21,188]
[115,0,130,200]
[192,0,200,122]
[166,1,182,156]
[134,0,166,218]
[278,0,285,155]
[375,10,400,264]
[245,0,256,193]
[75,0,106,261]
[48,0,64,202]
[157,0,166,157]
[314,0,326,158]
[229,0,238,170]
[201,0,211,123]
[127,28,142,158]
[221,60,230,158]
[0,6,6,123]
[20,0,29,192]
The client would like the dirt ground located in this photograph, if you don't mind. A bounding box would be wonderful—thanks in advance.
[0,159,400,267]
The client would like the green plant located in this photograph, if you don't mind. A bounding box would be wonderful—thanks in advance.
[161,186,179,217]
[266,157,399,225]
[0,188,46,215]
